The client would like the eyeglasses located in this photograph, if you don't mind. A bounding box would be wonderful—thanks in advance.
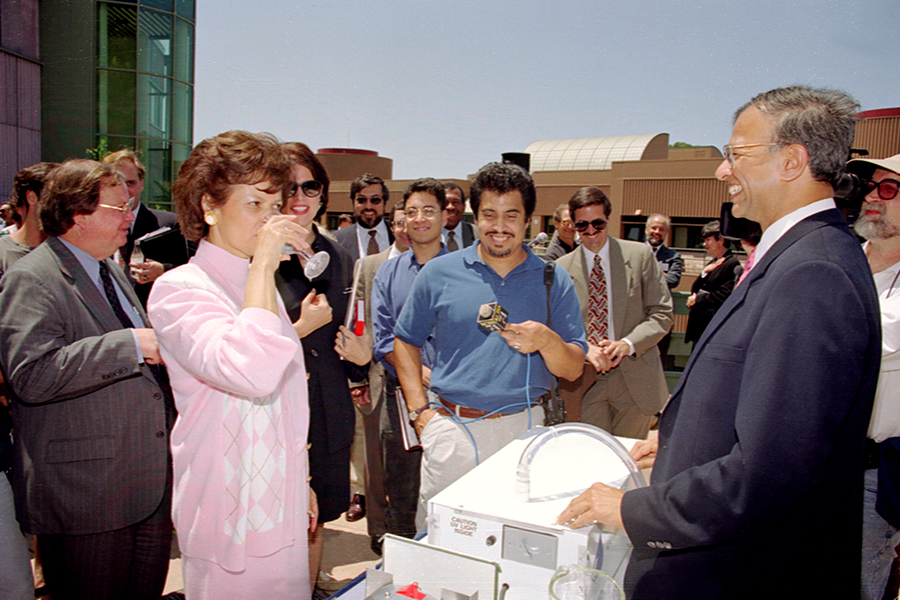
[404,206,439,219]
[288,180,324,199]
[573,219,608,233]
[722,143,781,167]
[864,178,900,201]
[355,196,383,206]
[392,218,407,229]
[97,196,137,214]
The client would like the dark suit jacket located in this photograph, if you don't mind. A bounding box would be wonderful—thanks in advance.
[276,230,365,455]
[0,237,175,535]
[333,221,395,264]
[653,244,683,289]
[444,222,476,249]
[620,210,881,599]
[556,239,672,414]
[124,204,187,307]
[684,250,740,343]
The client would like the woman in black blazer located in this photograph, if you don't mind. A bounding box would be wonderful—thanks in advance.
[685,220,740,345]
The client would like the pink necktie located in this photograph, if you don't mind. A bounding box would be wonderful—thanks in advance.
[736,248,756,288]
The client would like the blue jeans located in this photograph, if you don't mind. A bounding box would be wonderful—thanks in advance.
[862,468,900,600]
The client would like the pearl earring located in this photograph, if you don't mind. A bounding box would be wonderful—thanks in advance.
[204,212,217,226]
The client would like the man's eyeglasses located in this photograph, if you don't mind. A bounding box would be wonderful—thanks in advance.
[722,143,781,167]
[97,196,138,214]
[404,207,439,219]
[864,178,900,201]
[573,219,608,233]
[355,196,384,206]
[288,180,324,199]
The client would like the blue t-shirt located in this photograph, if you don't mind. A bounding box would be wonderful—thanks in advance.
[395,243,587,413]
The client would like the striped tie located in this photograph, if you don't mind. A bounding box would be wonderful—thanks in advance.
[587,254,608,345]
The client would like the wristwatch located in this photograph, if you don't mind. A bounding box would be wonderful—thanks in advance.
[409,405,429,422]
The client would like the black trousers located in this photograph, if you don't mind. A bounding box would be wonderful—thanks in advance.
[39,490,172,600]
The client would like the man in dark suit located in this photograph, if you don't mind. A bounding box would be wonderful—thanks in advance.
[0,160,175,600]
[645,214,682,289]
[351,202,411,554]
[557,86,881,599]
[334,173,394,263]
[556,188,672,438]
[441,182,476,250]
[102,150,188,307]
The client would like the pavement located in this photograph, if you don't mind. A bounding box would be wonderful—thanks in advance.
[162,512,380,597]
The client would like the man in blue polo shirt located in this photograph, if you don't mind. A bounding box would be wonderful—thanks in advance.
[394,162,587,529]
[371,178,449,539]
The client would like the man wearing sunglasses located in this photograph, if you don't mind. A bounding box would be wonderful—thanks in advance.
[848,154,900,600]
[555,187,672,438]
[334,173,394,263]
[558,86,881,599]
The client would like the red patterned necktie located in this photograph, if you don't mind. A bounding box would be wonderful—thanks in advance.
[587,254,609,344]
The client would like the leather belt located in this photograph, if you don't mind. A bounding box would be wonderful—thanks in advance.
[435,395,548,420]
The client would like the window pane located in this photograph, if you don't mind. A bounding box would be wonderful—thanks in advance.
[175,0,195,21]
[98,69,136,136]
[138,8,173,77]
[139,138,173,210]
[137,74,171,139]
[98,3,137,69]
[173,17,193,82]
[141,0,174,12]
[172,81,192,144]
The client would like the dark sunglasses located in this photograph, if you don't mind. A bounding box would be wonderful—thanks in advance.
[288,180,324,199]
[865,178,900,201]
[573,219,608,233]
[355,196,384,206]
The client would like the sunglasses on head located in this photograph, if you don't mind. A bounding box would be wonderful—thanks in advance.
[573,219,608,233]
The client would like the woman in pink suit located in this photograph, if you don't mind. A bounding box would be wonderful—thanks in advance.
[148,131,317,599]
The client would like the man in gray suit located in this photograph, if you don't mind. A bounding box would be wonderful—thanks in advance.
[0,160,175,600]
[557,187,673,438]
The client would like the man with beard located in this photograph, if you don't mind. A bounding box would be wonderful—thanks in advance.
[848,154,900,600]
[557,86,880,599]
[393,162,586,530]
[334,173,394,263]
[440,182,475,251]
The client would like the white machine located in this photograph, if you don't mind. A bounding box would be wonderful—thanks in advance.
[365,424,646,600]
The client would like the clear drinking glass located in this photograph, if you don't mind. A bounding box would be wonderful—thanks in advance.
[264,212,330,279]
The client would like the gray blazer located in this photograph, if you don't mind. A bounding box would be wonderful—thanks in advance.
[556,238,673,414]
[0,236,174,535]
[354,247,392,415]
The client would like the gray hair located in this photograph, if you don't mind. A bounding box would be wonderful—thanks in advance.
[736,86,859,188]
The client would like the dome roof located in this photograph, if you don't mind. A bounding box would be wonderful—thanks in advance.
[525,134,668,171]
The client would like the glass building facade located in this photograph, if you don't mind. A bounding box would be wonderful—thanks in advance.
[42,0,195,211]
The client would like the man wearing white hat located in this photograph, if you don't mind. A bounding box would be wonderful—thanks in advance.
[848,153,900,600]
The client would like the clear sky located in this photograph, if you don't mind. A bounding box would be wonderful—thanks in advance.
[193,0,899,181]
